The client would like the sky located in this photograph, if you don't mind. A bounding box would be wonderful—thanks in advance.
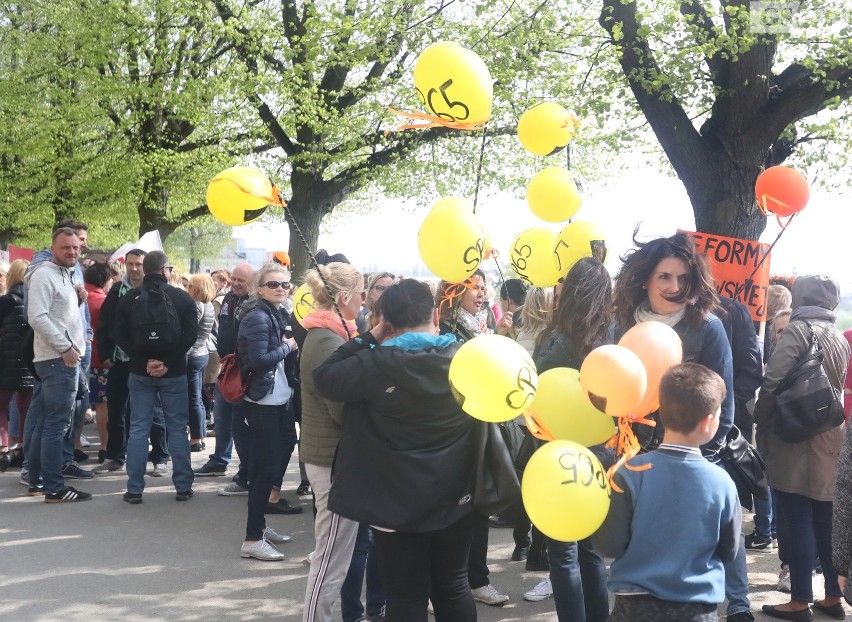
[236,169,852,291]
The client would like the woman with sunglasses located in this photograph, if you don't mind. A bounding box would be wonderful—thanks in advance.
[235,263,299,561]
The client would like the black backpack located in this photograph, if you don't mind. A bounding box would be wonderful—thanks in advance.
[131,284,181,352]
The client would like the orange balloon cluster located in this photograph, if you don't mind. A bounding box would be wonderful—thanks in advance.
[618,322,683,416]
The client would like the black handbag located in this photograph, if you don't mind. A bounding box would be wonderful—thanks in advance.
[719,424,768,510]
[773,321,845,443]
[472,421,521,516]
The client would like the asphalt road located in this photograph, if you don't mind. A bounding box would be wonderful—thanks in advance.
[0,441,847,621]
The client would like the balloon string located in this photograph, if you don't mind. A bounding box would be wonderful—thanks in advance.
[472,126,489,214]
[279,189,351,340]
[728,211,797,305]
[605,415,654,493]
[385,108,489,135]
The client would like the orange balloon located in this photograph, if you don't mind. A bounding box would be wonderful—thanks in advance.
[618,322,683,416]
[755,166,810,217]
[579,345,647,418]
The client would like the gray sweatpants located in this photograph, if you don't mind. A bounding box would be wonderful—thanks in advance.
[303,463,359,622]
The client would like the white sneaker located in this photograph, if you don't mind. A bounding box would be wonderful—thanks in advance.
[524,578,553,602]
[262,526,291,544]
[472,584,509,606]
[240,539,284,561]
[427,600,434,614]
[777,566,791,593]
[151,463,168,477]
[79,435,91,447]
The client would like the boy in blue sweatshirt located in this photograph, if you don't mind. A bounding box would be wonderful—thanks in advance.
[593,363,742,622]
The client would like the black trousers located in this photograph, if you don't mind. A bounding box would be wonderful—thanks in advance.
[373,513,476,622]
[467,512,490,588]
[244,401,295,541]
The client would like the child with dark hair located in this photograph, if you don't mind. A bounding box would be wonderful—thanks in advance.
[593,363,741,622]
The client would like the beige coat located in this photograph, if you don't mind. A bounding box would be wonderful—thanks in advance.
[754,316,849,501]
[299,327,345,467]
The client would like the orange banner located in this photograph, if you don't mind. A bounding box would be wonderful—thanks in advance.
[682,230,771,322]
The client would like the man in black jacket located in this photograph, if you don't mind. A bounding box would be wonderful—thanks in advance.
[113,251,198,503]
[194,263,255,493]
[95,249,169,473]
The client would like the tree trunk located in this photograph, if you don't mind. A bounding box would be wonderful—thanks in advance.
[683,145,767,241]
[286,199,325,284]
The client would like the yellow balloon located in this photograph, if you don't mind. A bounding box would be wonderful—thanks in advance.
[418,197,485,283]
[517,103,580,156]
[510,228,563,287]
[413,41,493,125]
[528,368,615,446]
[553,220,607,277]
[522,440,611,541]
[579,345,647,418]
[527,167,583,223]
[206,167,275,226]
[448,334,538,423]
[292,283,316,325]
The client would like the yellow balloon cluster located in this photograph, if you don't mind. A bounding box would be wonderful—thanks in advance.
[553,220,607,276]
[510,228,562,287]
[206,167,276,226]
[526,167,583,223]
[522,440,611,542]
[517,103,580,156]
[418,197,485,283]
[413,41,493,126]
[579,345,647,418]
[448,335,538,423]
[292,283,316,325]
[528,368,615,447]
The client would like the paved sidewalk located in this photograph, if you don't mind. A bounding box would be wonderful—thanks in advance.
[0,446,847,621]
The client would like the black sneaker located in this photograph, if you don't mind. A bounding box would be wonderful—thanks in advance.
[175,489,194,502]
[265,499,303,515]
[74,448,89,463]
[296,481,312,496]
[744,532,775,551]
[194,462,227,477]
[62,462,95,479]
[727,612,755,622]
[123,492,143,504]
[45,487,92,503]
[27,485,45,496]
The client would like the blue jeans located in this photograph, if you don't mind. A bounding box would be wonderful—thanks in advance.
[547,538,609,622]
[126,374,193,495]
[724,534,751,615]
[63,343,91,465]
[27,359,79,493]
[342,523,386,622]
[774,490,841,602]
[186,354,208,440]
[208,388,251,484]
[753,487,775,540]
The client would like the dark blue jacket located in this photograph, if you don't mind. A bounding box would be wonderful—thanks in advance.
[236,298,296,401]
[217,291,250,357]
[0,284,35,390]
[716,297,763,434]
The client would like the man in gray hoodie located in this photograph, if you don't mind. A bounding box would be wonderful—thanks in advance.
[24,227,92,502]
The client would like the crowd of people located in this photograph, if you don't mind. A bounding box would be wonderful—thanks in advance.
[2,222,852,622]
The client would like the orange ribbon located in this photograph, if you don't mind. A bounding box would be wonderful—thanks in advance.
[524,408,556,442]
[484,247,499,260]
[605,414,655,493]
[208,178,287,208]
[438,278,477,317]
[385,107,489,135]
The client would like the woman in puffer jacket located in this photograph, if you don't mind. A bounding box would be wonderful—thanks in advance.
[235,262,299,561]
[754,275,850,620]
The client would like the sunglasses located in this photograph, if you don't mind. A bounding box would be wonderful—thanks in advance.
[262,280,292,290]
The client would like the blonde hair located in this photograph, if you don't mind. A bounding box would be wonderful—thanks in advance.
[254,262,291,294]
[169,267,184,289]
[767,284,792,322]
[7,259,29,290]
[189,273,216,303]
[521,287,555,342]
[304,262,362,309]
[108,261,125,279]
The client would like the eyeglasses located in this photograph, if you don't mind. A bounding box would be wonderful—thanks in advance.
[165,265,174,273]
[261,281,292,290]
